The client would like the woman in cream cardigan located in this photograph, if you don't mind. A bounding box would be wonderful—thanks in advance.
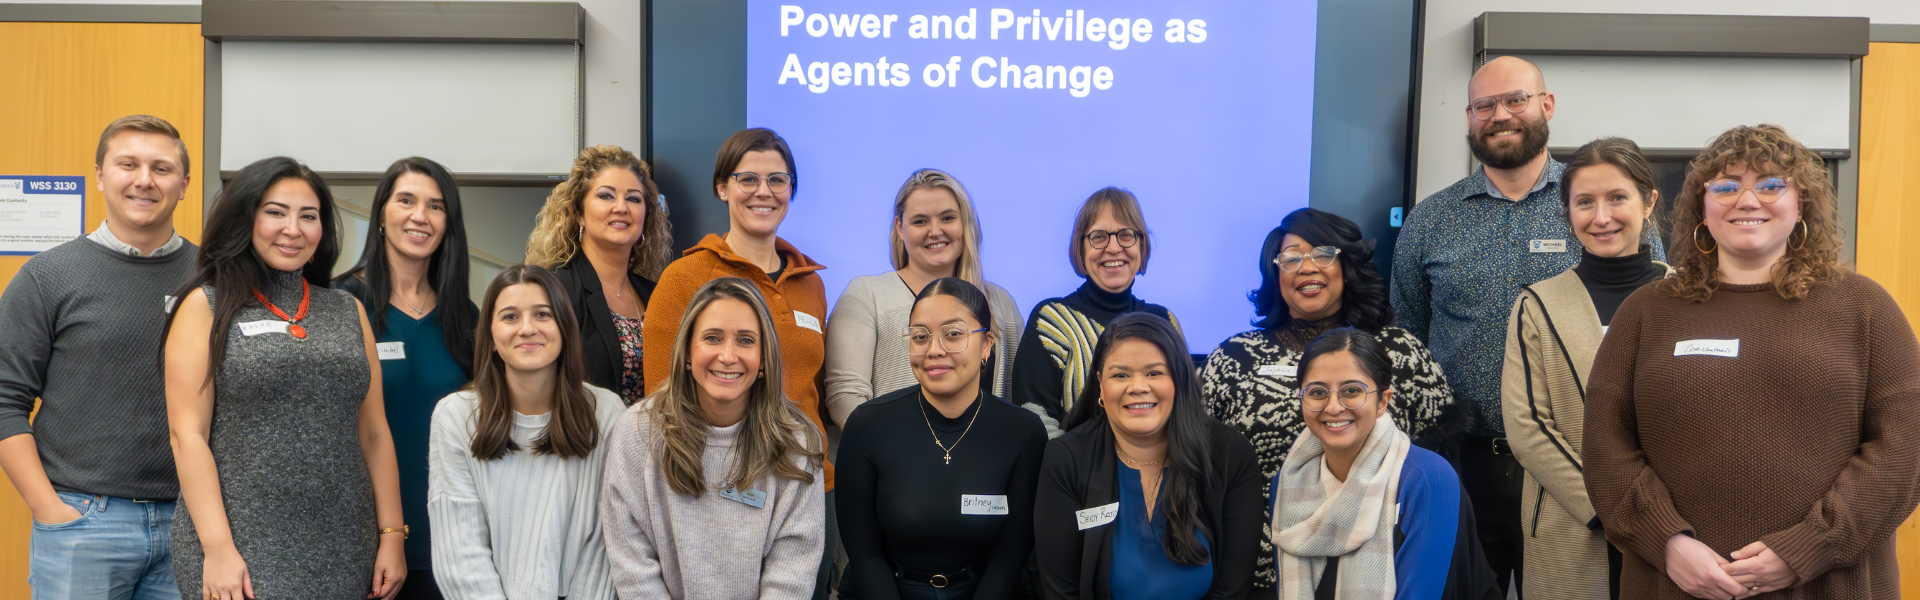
[1501,137,1669,600]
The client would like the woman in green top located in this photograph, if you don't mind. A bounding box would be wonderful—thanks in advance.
[334,156,479,600]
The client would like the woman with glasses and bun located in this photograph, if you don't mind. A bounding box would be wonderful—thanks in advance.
[1199,207,1460,597]
[1009,188,1176,439]
[1584,125,1920,599]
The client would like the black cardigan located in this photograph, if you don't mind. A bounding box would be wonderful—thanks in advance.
[1033,418,1264,599]
[550,252,658,397]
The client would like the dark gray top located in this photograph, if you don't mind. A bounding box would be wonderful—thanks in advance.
[172,270,378,598]
[0,236,197,500]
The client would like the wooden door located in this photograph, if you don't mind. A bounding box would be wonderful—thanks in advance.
[1860,41,1920,600]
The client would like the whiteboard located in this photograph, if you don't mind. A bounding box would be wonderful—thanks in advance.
[221,42,580,174]
[1519,55,1851,151]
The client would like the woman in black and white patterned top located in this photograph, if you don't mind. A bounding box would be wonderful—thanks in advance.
[1198,207,1461,595]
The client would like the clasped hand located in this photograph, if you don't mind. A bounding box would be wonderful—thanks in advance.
[1665,534,1798,599]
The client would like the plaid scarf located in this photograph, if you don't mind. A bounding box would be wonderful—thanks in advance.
[1273,414,1410,599]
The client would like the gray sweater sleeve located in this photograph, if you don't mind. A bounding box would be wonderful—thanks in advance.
[0,266,52,441]
[757,456,826,600]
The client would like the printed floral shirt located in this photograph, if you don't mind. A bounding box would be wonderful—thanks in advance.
[613,314,644,406]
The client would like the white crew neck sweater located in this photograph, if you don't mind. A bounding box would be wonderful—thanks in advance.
[427,386,624,600]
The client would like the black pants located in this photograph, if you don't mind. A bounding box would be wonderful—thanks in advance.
[394,569,443,600]
[817,490,838,600]
[1459,439,1525,598]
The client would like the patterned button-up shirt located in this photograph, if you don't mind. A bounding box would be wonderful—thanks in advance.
[1391,160,1666,435]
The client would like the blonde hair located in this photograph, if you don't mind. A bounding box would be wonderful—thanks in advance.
[526,145,674,278]
[647,278,824,496]
[889,169,985,288]
[1663,124,1845,302]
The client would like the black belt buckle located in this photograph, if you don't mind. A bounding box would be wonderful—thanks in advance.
[930,574,949,588]
[1490,437,1511,455]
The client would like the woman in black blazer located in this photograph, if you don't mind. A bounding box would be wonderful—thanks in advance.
[1033,312,1264,600]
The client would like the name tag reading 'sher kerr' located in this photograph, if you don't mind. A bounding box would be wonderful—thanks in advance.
[1674,339,1739,358]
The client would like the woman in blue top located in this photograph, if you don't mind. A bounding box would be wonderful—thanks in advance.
[1271,328,1501,600]
[335,156,479,600]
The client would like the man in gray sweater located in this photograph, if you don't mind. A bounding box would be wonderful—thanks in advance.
[0,115,199,600]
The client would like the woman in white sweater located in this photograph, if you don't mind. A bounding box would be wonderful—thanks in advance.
[603,277,828,599]
[428,264,623,600]
[824,168,1022,427]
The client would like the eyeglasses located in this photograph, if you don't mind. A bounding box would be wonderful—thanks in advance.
[1704,177,1794,206]
[1300,383,1380,412]
[1468,90,1543,121]
[1085,228,1140,250]
[730,172,795,194]
[902,325,988,355]
[1274,246,1341,273]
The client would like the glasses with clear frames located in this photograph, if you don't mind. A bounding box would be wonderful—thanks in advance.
[902,325,988,355]
[730,172,795,194]
[1274,246,1341,273]
[1704,177,1794,206]
[1468,90,1543,121]
[1300,383,1380,412]
[1085,228,1140,250]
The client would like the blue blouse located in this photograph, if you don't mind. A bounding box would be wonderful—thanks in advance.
[1111,462,1213,600]
[377,306,470,569]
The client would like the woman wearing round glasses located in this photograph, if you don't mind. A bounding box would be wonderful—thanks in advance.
[1198,207,1460,595]
[1009,187,1177,438]
[1272,327,1495,599]
[1584,125,1920,600]
[836,278,1046,600]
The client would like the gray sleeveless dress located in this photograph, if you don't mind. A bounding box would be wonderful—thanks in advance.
[173,271,378,598]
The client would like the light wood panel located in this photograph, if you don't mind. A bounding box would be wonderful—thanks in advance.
[0,22,204,596]
[1859,41,1920,600]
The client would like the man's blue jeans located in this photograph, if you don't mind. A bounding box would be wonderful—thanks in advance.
[29,491,179,600]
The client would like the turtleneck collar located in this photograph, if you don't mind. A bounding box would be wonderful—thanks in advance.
[1576,246,1662,287]
[261,269,310,306]
[1073,278,1138,314]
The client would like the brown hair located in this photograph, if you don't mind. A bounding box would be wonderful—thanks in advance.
[1663,124,1844,302]
[467,264,603,460]
[1069,187,1152,277]
[711,128,799,199]
[648,277,823,496]
[890,169,985,287]
[525,145,674,279]
[95,114,189,173]
[1560,137,1659,212]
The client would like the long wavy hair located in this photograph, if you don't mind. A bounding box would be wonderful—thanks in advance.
[162,157,340,384]
[1248,208,1392,332]
[1663,124,1844,302]
[1062,313,1216,565]
[648,278,824,496]
[333,157,478,376]
[466,264,602,460]
[525,145,674,278]
[890,169,986,288]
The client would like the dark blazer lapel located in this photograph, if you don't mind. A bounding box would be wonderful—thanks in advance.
[567,253,623,383]
[1079,427,1120,598]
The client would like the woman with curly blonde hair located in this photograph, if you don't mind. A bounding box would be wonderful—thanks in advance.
[1583,124,1920,600]
[527,145,675,405]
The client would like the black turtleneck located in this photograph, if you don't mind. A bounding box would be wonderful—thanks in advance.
[1571,247,1665,326]
[1008,280,1174,435]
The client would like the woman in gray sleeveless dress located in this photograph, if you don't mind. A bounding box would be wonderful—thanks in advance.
[163,157,408,600]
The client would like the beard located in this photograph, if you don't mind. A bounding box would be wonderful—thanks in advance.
[1467,116,1550,170]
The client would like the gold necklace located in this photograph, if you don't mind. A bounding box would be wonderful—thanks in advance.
[918,390,982,465]
[1116,447,1165,467]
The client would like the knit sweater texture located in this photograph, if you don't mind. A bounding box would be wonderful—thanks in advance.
[1009,280,1175,437]
[1584,273,1920,599]
[0,236,197,499]
[823,272,1023,426]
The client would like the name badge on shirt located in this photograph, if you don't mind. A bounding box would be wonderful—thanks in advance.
[238,320,291,337]
[720,486,767,509]
[1529,239,1568,253]
[1674,339,1739,358]
[794,310,823,334]
[1075,502,1119,530]
[1257,363,1297,378]
[377,342,407,361]
[961,494,1009,516]
[164,295,177,314]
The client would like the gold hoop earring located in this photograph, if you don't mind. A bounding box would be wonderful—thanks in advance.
[1692,223,1717,254]
[1790,220,1808,251]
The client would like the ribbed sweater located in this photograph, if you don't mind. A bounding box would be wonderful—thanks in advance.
[1584,273,1920,599]
[0,236,197,499]
[823,272,1023,427]
[427,386,623,600]
[601,398,826,600]
[1009,280,1174,437]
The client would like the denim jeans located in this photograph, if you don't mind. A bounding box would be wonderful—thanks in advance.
[29,491,179,600]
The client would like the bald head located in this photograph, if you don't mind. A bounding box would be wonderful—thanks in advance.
[1469,56,1546,100]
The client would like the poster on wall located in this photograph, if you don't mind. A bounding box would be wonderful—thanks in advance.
[0,176,86,255]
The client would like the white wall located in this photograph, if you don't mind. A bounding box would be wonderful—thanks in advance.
[1415,0,1920,199]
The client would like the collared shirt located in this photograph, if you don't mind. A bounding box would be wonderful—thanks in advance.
[1391,160,1666,435]
[88,224,186,258]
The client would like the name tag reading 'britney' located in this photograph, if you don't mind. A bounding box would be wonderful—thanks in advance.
[1674,339,1740,358]
[961,494,1009,516]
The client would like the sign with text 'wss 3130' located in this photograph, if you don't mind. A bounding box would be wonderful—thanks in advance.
[0,176,86,255]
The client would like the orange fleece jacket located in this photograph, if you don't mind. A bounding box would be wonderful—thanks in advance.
[643,233,833,491]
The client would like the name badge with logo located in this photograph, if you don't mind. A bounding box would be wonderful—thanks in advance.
[1529,239,1568,253]
[794,310,823,334]
[1257,363,1297,378]
[1075,502,1120,530]
[719,486,766,509]
[377,342,407,361]
[1674,339,1739,358]
[239,320,291,337]
[961,494,1009,516]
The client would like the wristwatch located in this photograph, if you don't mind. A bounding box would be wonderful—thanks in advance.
[379,525,410,540]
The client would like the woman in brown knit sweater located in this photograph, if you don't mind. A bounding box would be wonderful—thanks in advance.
[1583,124,1920,600]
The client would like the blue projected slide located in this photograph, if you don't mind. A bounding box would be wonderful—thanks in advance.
[747,0,1317,353]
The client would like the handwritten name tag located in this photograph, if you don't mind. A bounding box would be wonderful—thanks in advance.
[1075,502,1119,530]
[1529,239,1568,253]
[1257,363,1297,378]
[719,486,766,509]
[377,342,407,361]
[961,494,1009,516]
[794,311,823,333]
[1674,339,1739,358]
[239,320,290,337]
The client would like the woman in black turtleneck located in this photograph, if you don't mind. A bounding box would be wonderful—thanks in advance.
[1499,137,1669,600]
[1009,187,1176,438]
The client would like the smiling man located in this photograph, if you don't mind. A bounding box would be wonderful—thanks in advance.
[1390,57,1664,598]
[0,115,199,599]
